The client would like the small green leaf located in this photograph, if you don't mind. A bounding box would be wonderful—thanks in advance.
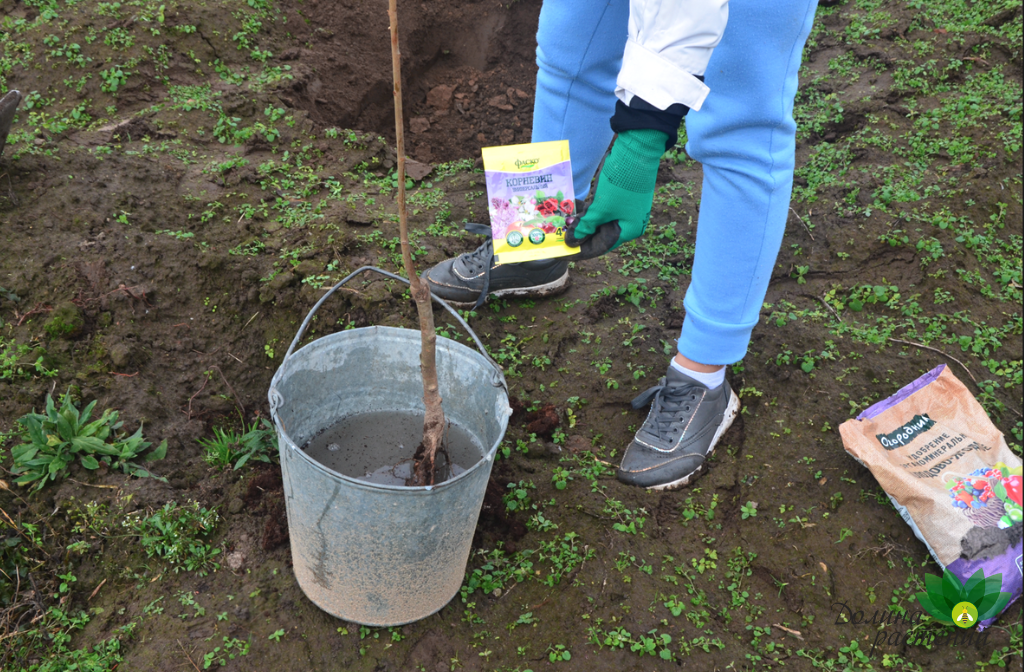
[146,439,168,463]
[81,415,114,438]
[23,418,46,448]
[79,399,98,425]
[80,455,100,470]
[55,414,76,442]
[12,445,39,463]
[74,436,120,456]
[66,397,81,425]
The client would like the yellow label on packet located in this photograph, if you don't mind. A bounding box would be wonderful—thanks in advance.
[482,140,579,264]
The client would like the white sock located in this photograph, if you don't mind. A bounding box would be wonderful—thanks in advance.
[670,358,726,389]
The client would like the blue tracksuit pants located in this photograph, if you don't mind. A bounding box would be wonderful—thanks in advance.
[532,0,819,365]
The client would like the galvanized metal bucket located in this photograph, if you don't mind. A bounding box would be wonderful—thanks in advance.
[268,267,511,626]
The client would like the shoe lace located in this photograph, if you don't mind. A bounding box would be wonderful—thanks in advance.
[462,222,495,309]
[631,380,700,440]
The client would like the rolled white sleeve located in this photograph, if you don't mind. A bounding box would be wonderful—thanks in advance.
[615,0,729,112]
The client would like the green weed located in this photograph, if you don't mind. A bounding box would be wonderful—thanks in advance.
[198,419,277,470]
[126,500,221,575]
[11,392,167,491]
[2,574,135,671]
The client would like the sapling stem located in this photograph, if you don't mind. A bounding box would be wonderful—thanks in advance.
[388,0,445,485]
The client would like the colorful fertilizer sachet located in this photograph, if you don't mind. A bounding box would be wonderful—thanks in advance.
[482,140,579,264]
[839,365,1022,629]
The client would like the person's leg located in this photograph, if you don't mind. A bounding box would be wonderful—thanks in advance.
[679,0,820,366]
[618,0,818,491]
[532,0,629,199]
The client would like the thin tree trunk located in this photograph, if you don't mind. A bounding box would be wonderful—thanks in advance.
[388,0,445,485]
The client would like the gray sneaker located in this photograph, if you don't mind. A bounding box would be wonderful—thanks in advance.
[618,366,740,490]
[423,223,570,309]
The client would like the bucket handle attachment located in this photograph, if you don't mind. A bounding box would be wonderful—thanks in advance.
[285,266,507,392]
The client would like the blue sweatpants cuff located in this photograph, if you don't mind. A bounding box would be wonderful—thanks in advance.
[677,311,758,366]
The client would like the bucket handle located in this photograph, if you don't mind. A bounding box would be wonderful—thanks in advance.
[284,266,507,391]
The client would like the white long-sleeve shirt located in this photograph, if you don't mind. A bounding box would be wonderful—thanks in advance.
[616,0,729,112]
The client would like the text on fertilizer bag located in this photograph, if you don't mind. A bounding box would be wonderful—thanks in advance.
[875,414,935,449]
[505,174,554,193]
[898,432,994,479]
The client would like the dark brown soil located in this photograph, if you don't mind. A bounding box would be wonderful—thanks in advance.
[475,469,529,552]
[244,468,284,509]
[288,0,540,162]
[261,498,289,551]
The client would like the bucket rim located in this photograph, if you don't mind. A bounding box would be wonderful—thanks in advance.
[267,325,511,493]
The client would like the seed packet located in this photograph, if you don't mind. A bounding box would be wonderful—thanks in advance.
[839,364,1022,629]
[482,140,579,264]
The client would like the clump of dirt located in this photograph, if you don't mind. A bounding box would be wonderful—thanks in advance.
[244,469,284,508]
[524,403,560,437]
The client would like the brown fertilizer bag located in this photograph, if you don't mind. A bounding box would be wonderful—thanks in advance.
[839,364,1022,628]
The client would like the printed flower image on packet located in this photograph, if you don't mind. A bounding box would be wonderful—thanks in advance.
[482,140,580,264]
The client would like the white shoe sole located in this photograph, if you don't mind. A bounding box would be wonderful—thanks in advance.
[439,270,570,309]
[646,388,741,492]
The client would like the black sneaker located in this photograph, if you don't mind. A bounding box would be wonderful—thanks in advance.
[618,366,739,490]
[423,223,570,309]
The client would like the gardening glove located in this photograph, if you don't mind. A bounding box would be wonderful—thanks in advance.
[564,128,668,259]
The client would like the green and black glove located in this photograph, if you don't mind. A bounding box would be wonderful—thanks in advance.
[565,128,668,259]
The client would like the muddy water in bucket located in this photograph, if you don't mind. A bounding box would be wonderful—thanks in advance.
[303,411,484,485]
[270,311,511,626]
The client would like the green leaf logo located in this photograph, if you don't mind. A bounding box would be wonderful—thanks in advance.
[915,568,1012,625]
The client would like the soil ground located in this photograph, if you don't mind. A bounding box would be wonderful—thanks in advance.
[1,1,1022,671]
